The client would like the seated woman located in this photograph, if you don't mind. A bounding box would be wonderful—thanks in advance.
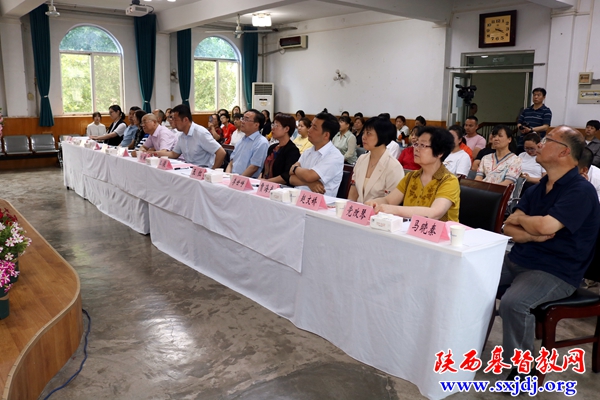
[90,105,127,146]
[261,113,301,186]
[220,113,236,144]
[444,125,472,176]
[353,115,365,147]
[398,126,421,171]
[132,110,147,149]
[332,115,357,164]
[348,117,405,204]
[208,113,223,143]
[365,126,459,222]
[519,133,546,189]
[475,124,521,186]
[293,117,313,154]
[261,110,272,137]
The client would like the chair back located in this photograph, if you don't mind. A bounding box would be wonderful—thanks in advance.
[3,135,32,155]
[336,170,352,199]
[31,134,57,152]
[584,226,600,282]
[458,179,514,233]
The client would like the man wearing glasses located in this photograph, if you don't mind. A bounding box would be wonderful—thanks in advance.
[227,109,269,178]
[499,126,600,380]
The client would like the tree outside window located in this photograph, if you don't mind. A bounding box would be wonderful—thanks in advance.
[60,26,123,114]
[194,37,239,112]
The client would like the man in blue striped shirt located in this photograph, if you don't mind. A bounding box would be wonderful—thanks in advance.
[518,88,552,138]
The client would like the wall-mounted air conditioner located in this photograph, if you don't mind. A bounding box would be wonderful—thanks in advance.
[279,35,308,50]
[252,83,274,117]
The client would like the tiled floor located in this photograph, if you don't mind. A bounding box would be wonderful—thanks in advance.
[1,168,598,399]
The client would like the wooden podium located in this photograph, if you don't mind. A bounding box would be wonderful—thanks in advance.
[0,200,83,400]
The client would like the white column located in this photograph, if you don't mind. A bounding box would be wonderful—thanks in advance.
[0,17,29,116]
[154,33,171,112]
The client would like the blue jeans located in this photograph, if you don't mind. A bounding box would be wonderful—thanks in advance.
[498,254,575,362]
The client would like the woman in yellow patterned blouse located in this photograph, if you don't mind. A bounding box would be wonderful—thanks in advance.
[365,126,460,221]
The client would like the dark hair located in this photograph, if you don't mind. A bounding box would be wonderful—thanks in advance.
[134,110,146,124]
[165,108,172,114]
[218,108,228,116]
[321,108,328,113]
[129,106,141,112]
[274,113,296,137]
[233,113,243,120]
[231,106,241,115]
[341,111,350,117]
[155,109,166,122]
[491,124,517,153]
[586,120,600,130]
[395,115,406,124]
[109,105,125,121]
[559,126,585,162]
[247,109,266,131]
[532,87,547,97]
[353,116,364,126]
[314,112,340,141]
[579,147,593,169]
[364,116,395,147]
[92,111,102,119]
[354,112,363,118]
[469,103,478,108]
[296,110,305,118]
[261,109,271,121]
[172,104,193,122]
[465,115,479,123]
[448,125,465,139]
[417,126,455,161]
[298,117,312,128]
[339,115,352,126]
[523,132,541,144]
[220,112,231,122]
[415,115,427,126]
[378,113,391,120]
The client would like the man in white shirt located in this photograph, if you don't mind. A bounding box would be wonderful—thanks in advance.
[464,116,486,159]
[86,112,106,137]
[289,112,344,196]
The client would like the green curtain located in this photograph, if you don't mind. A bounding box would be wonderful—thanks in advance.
[134,14,157,113]
[177,29,192,107]
[242,29,258,108]
[29,5,54,127]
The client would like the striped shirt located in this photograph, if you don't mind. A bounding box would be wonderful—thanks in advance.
[518,104,552,137]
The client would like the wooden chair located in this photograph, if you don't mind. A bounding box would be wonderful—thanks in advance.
[458,179,514,233]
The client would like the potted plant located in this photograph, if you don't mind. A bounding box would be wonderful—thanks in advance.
[0,260,18,319]
[0,208,32,283]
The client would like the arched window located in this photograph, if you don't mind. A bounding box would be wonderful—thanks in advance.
[59,26,123,114]
[194,37,240,111]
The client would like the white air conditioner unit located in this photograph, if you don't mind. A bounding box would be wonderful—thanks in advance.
[279,35,308,50]
[252,83,274,117]
[126,5,151,17]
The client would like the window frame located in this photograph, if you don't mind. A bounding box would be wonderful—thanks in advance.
[59,25,124,115]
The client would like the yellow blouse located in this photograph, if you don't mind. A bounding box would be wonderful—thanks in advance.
[293,136,314,154]
[396,164,460,222]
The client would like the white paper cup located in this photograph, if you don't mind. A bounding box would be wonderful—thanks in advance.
[149,157,160,167]
[335,200,348,217]
[289,188,300,204]
[450,225,466,247]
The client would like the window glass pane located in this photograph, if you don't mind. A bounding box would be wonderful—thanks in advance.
[59,26,119,53]
[61,54,92,113]
[194,60,216,111]
[94,55,122,112]
[218,61,238,110]
[194,37,236,60]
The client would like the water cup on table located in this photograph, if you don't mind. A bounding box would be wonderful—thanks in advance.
[289,188,300,205]
[450,225,466,247]
[335,200,348,217]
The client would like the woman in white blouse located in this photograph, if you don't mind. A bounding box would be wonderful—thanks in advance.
[444,125,472,177]
[348,117,405,204]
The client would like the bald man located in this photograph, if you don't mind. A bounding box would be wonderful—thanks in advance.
[500,126,600,379]
[139,113,177,153]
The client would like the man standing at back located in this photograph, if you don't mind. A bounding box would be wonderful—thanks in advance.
[227,109,269,178]
[517,88,552,139]
[289,112,344,196]
[464,116,486,159]
[499,126,600,378]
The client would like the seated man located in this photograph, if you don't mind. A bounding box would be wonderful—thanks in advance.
[464,116,486,159]
[500,126,600,378]
[138,114,177,153]
[155,104,225,169]
[289,112,344,196]
[226,109,269,178]
[584,119,600,168]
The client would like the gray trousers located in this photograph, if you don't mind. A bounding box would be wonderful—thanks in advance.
[498,254,576,362]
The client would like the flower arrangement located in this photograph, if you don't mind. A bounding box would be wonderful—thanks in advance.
[0,208,31,262]
[0,260,18,295]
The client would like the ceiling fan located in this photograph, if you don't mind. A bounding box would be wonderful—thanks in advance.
[207,14,297,39]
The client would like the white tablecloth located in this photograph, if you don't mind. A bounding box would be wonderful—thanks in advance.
[62,143,509,399]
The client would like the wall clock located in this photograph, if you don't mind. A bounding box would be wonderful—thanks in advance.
[479,10,517,48]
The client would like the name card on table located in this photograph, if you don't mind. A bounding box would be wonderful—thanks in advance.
[94,142,102,150]
[101,143,109,153]
[138,152,149,163]
[64,136,72,143]
[157,158,173,170]
[406,215,449,243]
[341,201,374,226]
[121,148,130,157]
[79,139,86,147]
[256,181,281,198]
[190,166,207,180]
[295,190,328,211]
[229,175,253,191]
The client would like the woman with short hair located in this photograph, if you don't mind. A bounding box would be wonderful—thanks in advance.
[262,114,301,185]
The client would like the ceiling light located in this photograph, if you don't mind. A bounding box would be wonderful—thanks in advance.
[481,55,489,58]
[252,13,271,27]
[46,0,60,17]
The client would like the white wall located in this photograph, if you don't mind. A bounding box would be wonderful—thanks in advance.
[265,11,448,120]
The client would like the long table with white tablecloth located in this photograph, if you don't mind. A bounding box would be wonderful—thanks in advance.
[62,143,508,399]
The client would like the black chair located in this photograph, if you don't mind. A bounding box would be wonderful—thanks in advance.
[336,170,352,199]
[458,179,514,233]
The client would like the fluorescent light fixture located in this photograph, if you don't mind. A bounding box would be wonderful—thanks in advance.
[252,13,271,27]
[481,55,489,58]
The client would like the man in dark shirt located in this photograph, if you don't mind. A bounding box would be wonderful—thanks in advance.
[517,88,552,139]
[500,126,600,372]
[584,119,600,168]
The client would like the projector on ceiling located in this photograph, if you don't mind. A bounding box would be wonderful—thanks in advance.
[126,4,151,17]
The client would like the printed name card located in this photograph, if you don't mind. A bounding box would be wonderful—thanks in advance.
[94,142,102,150]
[138,152,149,163]
[228,175,253,191]
[190,166,207,180]
[121,148,130,157]
[295,190,328,211]
[255,181,281,198]
[157,158,173,170]
[64,136,72,143]
[341,201,375,226]
[406,215,450,243]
